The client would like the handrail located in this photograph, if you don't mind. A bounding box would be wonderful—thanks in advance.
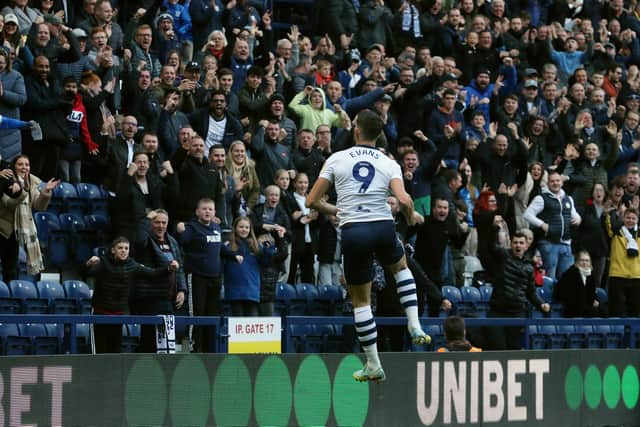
[0,314,638,353]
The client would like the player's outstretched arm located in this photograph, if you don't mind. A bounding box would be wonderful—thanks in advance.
[306,177,338,216]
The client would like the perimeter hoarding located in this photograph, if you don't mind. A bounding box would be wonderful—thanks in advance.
[0,350,638,426]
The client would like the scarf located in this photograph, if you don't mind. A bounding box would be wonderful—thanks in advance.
[578,266,591,286]
[621,225,639,257]
[402,5,422,39]
[14,185,44,275]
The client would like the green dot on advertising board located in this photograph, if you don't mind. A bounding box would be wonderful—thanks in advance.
[333,355,370,427]
[602,365,621,410]
[170,355,211,426]
[565,365,583,410]
[622,365,639,409]
[212,356,252,426]
[294,355,331,427]
[125,357,168,426]
[254,356,293,427]
[584,365,602,409]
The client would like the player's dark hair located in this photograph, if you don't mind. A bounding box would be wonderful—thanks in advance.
[355,109,384,141]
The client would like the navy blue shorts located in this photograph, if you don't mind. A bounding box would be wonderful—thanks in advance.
[341,220,405,285]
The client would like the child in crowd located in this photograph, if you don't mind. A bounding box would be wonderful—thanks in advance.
[257,228,289,316]
[222,217,262,316]
[176,198,223,353]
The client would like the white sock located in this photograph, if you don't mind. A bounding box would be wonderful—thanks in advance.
[394,268,421,331]
[353,305,380,368]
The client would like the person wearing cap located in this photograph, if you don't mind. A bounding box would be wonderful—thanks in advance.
[156,12,181,65]
[518,79,544,117]
[1,0,39,31]
[161,0,193,46]
[78,0,124,53]
[182,61,208,107]
[267,93,297,148]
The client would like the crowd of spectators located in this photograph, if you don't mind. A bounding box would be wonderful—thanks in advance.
[1,0,640,352]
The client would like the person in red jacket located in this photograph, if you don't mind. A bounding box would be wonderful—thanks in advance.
[59,76,100,183]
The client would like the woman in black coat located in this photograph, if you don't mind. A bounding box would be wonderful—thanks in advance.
[575,183,609,288]
[554,251,600,318]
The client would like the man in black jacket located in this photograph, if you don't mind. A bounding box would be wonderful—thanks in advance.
[188,89,243,152]
[133,209,187,353]
[486,230,550,350]
[172,135,225,226]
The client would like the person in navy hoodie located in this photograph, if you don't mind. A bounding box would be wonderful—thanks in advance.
[222,216,262,316]
[176,197,222,352]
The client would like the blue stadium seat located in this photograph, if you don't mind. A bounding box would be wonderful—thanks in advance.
[542,276,555,292]
[274,282,296,316]
[527,325,545,349]
[479,285,493,302]
[0,323,30,355]
[605,324,624,349]
[289,284,310,315]
[458,286,482,317]
[0,281,21,314]
[441,286,462,316]
[550,324,572,349]
[52,182,84,216]
[76,182,109,216]
[59,213,92,265]
[33,211,60,249]
[320,284,343,316]
[121,324,140,353]
[289,324,313,353]
[63,280,92,313]
[36,281,76,314]
[84,214,111,249]
[9,280,48,313]
[19,323,60,355]
[536,325,556,349]
[323,324,343,353]
[570,325,591,349]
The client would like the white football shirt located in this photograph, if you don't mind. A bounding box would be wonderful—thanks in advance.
[319,145,402,226]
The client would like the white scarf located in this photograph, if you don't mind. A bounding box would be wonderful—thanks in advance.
[402,5,422,39]
[294,192,312,243]
[578,267,591,286]
[621,225,639,256]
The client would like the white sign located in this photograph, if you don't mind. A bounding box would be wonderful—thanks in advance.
[228,317,281,354]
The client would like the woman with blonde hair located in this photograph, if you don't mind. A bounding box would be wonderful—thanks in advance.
[224,140,260,216]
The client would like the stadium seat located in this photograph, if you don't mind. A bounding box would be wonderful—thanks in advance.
[479,285,493,302]
[605,324,624,349]
[63,280,92,313]
[33,211,61,249]
[542,276,555,292]
[121,324,141,353]
[0,323,30,355]
[84,214,111,249]
[458,286,482,317]
[274,282,296,316]
[441,286,462,316]
[528,325,548,350]
[289,284,309,316]
[9,280,48,314]
[547,324,572,349]
[0,281,21,314]
[289,324,313,353]
[19,323,60,355]
[33,211,69,268]
[52,182,83,216]
[76,182,109,216]
[320,284,344,316]
[59,213,93,265]
[569,325,591,349]
[536,325,556,349]
[36,281,76,314]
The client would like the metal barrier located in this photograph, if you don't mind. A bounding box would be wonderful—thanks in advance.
[0,314,638,354]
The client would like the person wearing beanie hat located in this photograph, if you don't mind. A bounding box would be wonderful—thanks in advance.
[268,93,297,148]
[238,65,273,130]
